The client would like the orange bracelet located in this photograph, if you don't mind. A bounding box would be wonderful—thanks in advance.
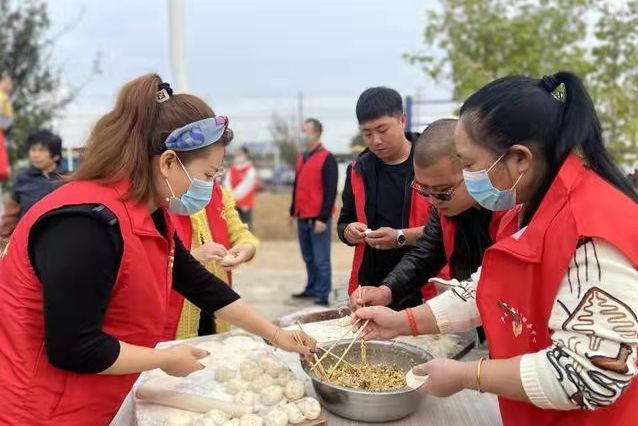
[405,308,419,336]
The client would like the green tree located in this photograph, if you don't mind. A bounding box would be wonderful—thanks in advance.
[350,133,365,154]
[408,0,638,163]
[269,114,298,167]
[0,0,99,162]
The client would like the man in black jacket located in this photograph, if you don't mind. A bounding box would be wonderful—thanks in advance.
[338,87,429,310]
[350,119,498,316]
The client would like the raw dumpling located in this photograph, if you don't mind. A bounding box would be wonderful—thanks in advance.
[295,397,321,420]
[239,414,263,426]
[215,366,237,383]
[240,360,263,381]
[234,390,257,406]
[259,385,284,406]
[282,403,306,425]
[223,420,240,426]
[275,370,295,387]
[225,378,250,395]
[164,412,196,425]
[337,315,354,327]
[263,408,288,426]
[284,379,305,401]
[250,373,275,392]
[257,354,286,377]
[191,409,230,426]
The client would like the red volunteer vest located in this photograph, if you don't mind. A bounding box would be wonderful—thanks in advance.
[438,210,505,280]
[0,180,176,426]
[294,147,334,219]
[347,162,436,300]
[477,155,638,426]
[0,130,11,181]
[164,184,232,340]
[229,163,256,209]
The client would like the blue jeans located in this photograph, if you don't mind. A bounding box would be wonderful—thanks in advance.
[297,218,332,303]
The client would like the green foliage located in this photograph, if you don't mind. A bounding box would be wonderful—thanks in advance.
[408,0,638,163]
[269,114,298,167]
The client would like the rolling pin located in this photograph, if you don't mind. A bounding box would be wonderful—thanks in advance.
[135,383,253,418]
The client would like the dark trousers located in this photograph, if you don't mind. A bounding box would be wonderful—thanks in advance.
[297,218,332,303]
[236,207,253,230]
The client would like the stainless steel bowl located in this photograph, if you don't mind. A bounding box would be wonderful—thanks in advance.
[301,339,432,423]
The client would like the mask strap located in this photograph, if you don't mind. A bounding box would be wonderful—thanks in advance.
[165,179,177,199]
[511,171,525,190]
[486,153,506,174]
[176,155,194,183]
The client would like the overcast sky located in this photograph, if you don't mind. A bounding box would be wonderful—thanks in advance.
[47,0,457,150]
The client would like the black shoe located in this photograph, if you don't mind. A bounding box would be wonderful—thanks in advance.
[314,300,330,307]
[292,292,314,299]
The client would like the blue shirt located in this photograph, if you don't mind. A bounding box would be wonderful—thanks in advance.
[12,166,65,217]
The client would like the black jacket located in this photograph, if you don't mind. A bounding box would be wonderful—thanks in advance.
[383,206,495,304]
[337,133,424,310]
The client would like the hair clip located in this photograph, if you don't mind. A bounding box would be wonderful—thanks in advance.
[156,82,173,104]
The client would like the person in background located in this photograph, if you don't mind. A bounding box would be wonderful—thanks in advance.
[224,145,257,229]
[0,73,14,221]
[355,72,638,426]
[1,130,65,238]
[169,126,260,339]
[290,118,338,306]
[338,87,432,311]
[0,74,314,426]
[350,119,502,347]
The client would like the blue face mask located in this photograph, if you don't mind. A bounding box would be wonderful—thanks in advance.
[166,159,214,216]
[462,154,524,211]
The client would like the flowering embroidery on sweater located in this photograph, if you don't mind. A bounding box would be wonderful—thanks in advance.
[497,300,537,342]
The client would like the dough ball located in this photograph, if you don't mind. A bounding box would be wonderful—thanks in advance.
[284,379,305,401]
[215,366,237,383]
[225,378,250,395]
[259,385,284,406]
[250,373,275,392]
[263,408,288,426]
[337,315,353,327]
[240,360,263,381]
[234,390,257,406]
[275,370,296,387]
[164,412,196,426]
[295,397,321,420]
[364,228,372,237]
[191,409,230,426]
[282,403,306,425]
[222,420,240,426]
[257,354,286,377]
[239,414,263,426]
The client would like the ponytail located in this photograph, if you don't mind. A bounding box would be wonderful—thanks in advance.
[552,71,638,203]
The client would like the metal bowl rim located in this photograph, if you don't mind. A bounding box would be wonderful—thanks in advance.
[303,339,432,396]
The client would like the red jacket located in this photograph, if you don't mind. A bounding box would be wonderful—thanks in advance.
[0,180,176,425]
[294,147,334,219]
[228,163,256,210]
[164,184,232,340]
[0,130,11,181]
[477,155,638,426]
[347,161,435,299]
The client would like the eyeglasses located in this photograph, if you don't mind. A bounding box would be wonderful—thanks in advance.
[411,179,464,201]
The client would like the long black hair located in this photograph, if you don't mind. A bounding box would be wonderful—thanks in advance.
[459,71,638,226]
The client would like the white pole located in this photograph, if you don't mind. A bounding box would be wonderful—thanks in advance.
[67,146,73,171]
[168,0,188,92]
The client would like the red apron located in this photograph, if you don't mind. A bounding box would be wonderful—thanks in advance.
[0,180,175,425]
[347,161,435,299]
[478,155,638,425]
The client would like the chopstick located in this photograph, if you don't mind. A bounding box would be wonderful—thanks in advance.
[358,285,368,365]
[328,319,370,379]
[311,318,361,369]
[315,346,355,368]
[295,322,329,380]
[292,331,328,380]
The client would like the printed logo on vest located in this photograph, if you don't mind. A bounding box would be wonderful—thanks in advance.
[497,300,537,342]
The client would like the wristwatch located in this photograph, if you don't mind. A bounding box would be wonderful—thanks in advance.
[396,229,407,248]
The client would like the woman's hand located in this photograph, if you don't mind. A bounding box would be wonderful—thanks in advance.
[353,306,411,340]
[219,243,256,270]
[159,344,209,377]
[273,329,316,359]
[191,242,227,264]
[412,358,475,397]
